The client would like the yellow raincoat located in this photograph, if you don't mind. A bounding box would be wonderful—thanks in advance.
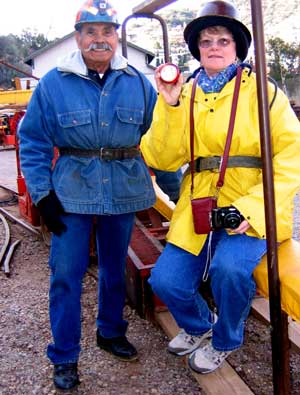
[141,68,300,256]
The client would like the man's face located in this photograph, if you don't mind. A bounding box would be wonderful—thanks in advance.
[76,23,119,71]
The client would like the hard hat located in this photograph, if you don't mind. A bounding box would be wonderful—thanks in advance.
[183,1,251,61]
[75,0,120,31]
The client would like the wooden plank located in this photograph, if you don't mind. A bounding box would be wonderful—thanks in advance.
[132,0,177,14]
[251,297,300,351]
[155,310,254,395]
[251,296,270,323]
[289,320,300,352]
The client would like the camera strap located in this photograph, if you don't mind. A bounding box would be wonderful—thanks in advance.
[189,66,243,197]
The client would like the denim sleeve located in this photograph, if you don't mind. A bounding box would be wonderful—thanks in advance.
[18,84,55,204]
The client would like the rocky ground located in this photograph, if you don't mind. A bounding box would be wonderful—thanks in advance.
[0,188,300,395]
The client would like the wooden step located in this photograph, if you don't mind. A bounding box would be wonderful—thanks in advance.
[155,310,254,395]
[251,296,300,352]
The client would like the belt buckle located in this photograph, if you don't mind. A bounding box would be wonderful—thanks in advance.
[217,156,223,172]
[210,156,222,172]
[100,147,112,160]
[99,147,105,160]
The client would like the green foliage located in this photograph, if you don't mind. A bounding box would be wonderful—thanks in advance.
[267,37,300,85]
[20,29,50,58]
[0,29,51,89]
[160,9,197,28]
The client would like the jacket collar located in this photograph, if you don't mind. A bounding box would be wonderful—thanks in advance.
[57,49,128,76]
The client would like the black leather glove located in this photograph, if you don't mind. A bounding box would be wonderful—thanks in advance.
[37,191,67,236]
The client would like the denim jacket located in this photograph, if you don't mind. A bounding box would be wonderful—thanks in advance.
[19,50,157,214]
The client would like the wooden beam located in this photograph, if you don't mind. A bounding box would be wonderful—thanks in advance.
[155,310,254,395]
[252,297,300,351]
[132,0,177,14]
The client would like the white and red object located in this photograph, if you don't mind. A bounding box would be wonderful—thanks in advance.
[158,63,180,84]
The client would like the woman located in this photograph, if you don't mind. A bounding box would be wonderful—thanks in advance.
[141,0,300,374]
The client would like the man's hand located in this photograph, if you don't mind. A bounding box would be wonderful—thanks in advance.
[37,191,67,236]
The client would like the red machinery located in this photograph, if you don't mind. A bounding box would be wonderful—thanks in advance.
[0,60,41,226]
[0,107,41,226]
[0,109,24,146]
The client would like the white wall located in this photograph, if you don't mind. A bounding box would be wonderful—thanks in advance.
[30,34,155,87]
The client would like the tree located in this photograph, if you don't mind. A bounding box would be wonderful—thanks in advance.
[0,34,27,89]
[20,29,50,58]
[267,37,300,90]
[0,29,51,89]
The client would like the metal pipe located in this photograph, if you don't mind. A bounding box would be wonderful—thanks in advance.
[121,13,170,63]
[250,1,290,393]
[132,0,177,14]
[0,59,40,81]
[0,208,41,236]
[0,212,10,265]
[3,239,20,276]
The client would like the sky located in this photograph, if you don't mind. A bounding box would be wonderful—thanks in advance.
[0,0,203,40]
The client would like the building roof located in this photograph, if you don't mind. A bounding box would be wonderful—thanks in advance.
[24,31,155,66]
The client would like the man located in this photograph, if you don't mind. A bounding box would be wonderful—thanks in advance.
[19,0,180,390]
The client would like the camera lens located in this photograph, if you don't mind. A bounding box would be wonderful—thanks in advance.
[224,212,242,229]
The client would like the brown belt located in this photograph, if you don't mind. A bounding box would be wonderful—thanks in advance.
[192,156,262,172]
[59,147,141,160]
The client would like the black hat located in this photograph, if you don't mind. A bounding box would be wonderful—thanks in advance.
[183,1,252,61]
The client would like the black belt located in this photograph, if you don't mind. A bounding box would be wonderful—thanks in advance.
[59,147,141,160]
[192,156,262,172]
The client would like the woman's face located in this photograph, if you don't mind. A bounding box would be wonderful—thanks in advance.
[198,26,237,76]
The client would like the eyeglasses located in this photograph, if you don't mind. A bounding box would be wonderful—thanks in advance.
[198,38,234,48]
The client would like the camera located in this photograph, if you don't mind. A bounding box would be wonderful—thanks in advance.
[211,206,244,230]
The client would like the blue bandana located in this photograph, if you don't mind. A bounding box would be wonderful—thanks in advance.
[198,63,238,93]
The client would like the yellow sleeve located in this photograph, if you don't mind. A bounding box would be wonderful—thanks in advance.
[234,87,300,240]
[141,94,189,172]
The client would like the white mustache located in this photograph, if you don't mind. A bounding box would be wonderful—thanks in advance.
[84,43,113,52]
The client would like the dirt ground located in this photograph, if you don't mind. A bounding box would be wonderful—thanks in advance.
[1,189,300,395]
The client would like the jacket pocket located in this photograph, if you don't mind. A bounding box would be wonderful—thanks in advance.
[112,107,144,146]
[111,160,153,202]
[57,110,92,128]
[116,107,144,125]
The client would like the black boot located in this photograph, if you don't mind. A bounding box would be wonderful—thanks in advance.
[96,330,138,361]
[53,362,80,390]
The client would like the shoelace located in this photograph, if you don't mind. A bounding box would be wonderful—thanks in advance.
[178,330,198,345]
[202,343,229,363]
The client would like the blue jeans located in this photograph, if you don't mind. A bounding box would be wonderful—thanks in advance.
[47,212,135,365]
[149,230,267,351]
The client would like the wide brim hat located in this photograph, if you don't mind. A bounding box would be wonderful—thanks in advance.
[184,1,252,61]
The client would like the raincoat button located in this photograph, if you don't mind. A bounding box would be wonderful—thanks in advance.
[209,109,214,113]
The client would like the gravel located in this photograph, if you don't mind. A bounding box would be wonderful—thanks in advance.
[0,216,201,395]
[0,192,300,395]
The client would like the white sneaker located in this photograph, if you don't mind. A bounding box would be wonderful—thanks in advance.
[167,328,212,356]
[188,340,232,374]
